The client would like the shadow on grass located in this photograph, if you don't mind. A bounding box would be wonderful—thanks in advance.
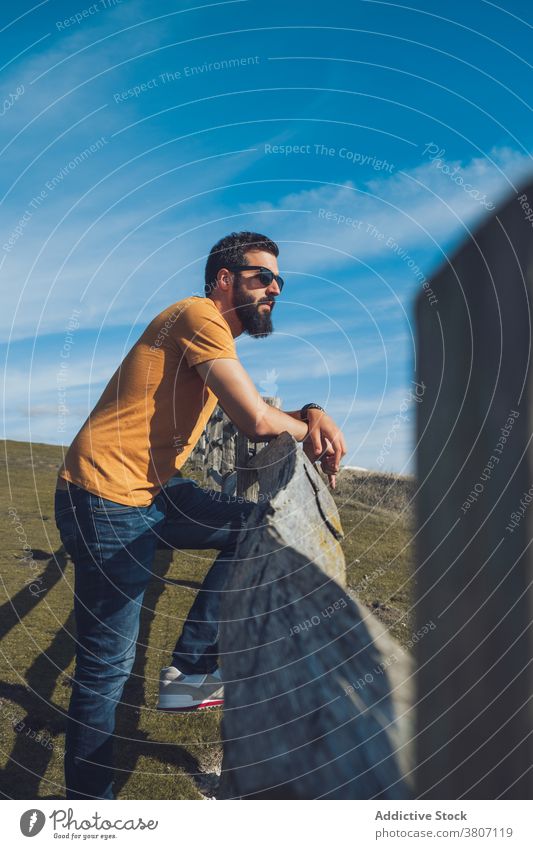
[0,547,72,798]
[0,547,67,643]
[1,546,212,799]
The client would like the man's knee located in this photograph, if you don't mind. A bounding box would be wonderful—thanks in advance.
[234,500,255,533]
[74,645,137,694]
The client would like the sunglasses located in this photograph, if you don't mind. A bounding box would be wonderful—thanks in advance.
[228,265,285,292]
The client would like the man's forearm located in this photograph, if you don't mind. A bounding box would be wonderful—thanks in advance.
[256,404,308,441]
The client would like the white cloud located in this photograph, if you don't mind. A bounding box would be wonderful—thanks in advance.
[244,145,533,276]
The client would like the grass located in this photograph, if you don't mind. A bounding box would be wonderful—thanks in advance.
[0,440,415,799]
[331,468,415,639]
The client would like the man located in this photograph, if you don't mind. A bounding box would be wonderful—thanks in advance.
[55,231,347,799]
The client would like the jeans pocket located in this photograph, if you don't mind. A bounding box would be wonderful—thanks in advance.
[55,504,78,560]
[90,498,161,561]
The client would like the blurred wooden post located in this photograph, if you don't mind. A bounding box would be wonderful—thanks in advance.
[218,433,414,799]
[415,183,533,798]
[236,395,281,500]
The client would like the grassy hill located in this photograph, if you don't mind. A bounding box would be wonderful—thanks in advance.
[0,439,415,800]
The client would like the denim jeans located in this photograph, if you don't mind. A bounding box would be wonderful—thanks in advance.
[54,478,254,800]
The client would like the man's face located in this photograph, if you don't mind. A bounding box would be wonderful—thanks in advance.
[231,249,281,338]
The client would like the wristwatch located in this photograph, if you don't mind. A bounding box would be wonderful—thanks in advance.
[300,402,325,422]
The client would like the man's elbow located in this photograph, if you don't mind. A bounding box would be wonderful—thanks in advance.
[252,418,273,440]
[244,406,273,441]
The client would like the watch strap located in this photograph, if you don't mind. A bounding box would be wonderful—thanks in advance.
[300,402,324,422]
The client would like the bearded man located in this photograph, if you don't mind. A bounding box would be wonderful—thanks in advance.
[55,231,346,799]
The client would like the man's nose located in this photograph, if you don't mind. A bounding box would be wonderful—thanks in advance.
[266,278,281,296]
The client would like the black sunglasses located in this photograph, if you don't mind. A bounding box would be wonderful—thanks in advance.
[228,265,284,292]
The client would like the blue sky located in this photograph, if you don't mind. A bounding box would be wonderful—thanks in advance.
[1,0,532,472]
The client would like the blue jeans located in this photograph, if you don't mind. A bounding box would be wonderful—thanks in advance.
[55,478,254,800]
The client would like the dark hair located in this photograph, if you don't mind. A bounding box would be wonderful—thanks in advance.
[204,231,279,297]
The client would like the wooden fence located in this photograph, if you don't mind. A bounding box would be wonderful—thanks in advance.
[216,433,414,799]
[190,398,413,797]
[189,397,281,497]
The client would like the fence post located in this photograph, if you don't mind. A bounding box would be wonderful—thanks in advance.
[236,395,281,500]
[189,396,282,495]
[218,433,414,799]
[414,183,533,798]
[189,406,236,491]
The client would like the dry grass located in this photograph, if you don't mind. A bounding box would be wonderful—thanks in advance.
[334,467,415,516]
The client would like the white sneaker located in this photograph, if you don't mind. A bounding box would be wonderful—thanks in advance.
[157,666,224,712]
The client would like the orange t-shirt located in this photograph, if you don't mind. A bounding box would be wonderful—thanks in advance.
[59,296,237,506]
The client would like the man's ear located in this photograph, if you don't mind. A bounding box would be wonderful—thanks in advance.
[216,267,233,293]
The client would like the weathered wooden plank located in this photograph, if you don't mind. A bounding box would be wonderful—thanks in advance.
[415,183,533,798]
[189,396,281,496]
[219,433,414,799]
[236,396,281,500]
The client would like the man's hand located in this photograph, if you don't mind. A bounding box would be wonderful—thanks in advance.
[303,437,339,488]
[302,408,347,489]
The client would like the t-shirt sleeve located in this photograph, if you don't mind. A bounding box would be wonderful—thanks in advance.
[172,299,237,367]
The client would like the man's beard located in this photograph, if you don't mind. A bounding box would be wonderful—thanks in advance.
[232,280,274,338]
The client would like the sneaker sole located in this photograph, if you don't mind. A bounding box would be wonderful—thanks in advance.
[157,698,224,713]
